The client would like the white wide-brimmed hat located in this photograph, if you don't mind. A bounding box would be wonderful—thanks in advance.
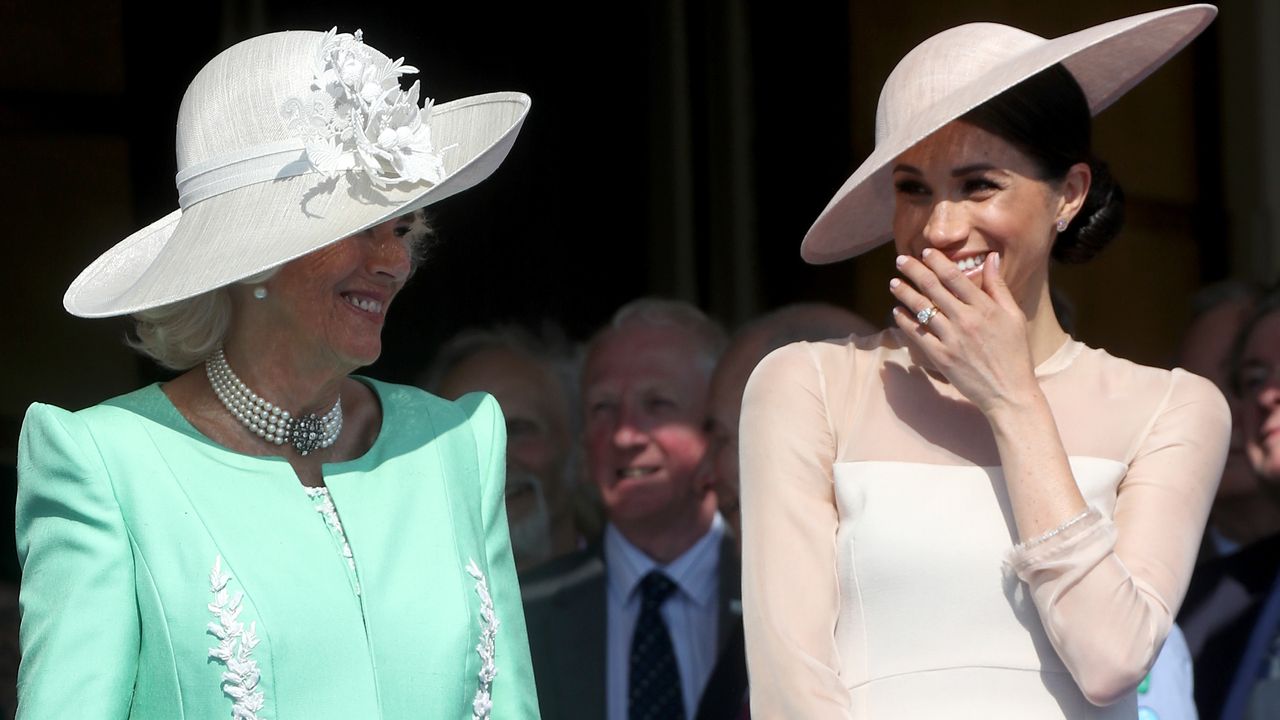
[65,28,531,318]
[800,4,1215,264]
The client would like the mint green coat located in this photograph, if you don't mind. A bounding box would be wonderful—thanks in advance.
[15,380,539,719]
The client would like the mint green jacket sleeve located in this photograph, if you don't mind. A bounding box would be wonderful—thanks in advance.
[16,403,139,719]
[462,392,541,718]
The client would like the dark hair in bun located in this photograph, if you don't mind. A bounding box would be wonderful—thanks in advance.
[961,63,1125,264]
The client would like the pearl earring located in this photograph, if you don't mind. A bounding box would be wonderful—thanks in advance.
[1056,218,1068,232]
[252,286,268,300]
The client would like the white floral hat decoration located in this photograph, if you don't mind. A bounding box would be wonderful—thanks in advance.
[800,4,1215,264]
[64,29,531,317]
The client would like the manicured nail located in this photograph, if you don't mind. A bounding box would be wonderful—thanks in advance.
[895,255,908,267]
[921,248,933,258]
[889,278,901,289]
[992,252,1001,269]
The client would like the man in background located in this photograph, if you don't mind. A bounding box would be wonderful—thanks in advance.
[522,298,737,720]
[423,323,587,570]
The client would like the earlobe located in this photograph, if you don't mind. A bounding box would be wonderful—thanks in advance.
[1060,161,1092,218]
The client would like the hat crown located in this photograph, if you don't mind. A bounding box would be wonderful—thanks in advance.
[174,31,394,174]
[874,23,1044,146]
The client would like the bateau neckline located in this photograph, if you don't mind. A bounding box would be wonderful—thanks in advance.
[137,376,390,470]
[878,329,1084,381]
[1034,335,1085,379]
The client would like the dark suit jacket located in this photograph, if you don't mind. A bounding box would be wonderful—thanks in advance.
[520,536,746,720]
[1178,532,1280,718]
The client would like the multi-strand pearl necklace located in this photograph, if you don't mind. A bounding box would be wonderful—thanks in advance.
[205,348,342,456]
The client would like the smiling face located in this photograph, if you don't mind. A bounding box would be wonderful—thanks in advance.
[235,213,426,372]
[583,323,714,536]
[891,120,1086,310]
[1237,311,1280,484]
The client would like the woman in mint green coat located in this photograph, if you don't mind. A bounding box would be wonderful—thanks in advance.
[16,28,536,719]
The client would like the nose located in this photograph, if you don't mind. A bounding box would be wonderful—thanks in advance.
[363,223,413,282]
[611,404,650,449]
[922,200,969,250]
[1259,382,1280,410]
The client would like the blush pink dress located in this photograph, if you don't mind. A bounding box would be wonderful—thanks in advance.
[739,330,1230,719]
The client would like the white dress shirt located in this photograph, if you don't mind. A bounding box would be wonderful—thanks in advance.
[604,515,724,720]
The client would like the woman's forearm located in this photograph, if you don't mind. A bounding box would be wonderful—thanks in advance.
[985,387,1087,541]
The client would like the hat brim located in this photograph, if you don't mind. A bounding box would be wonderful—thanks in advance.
[799,4,1215,265]
[64,91,531,318]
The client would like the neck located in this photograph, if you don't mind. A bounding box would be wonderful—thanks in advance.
[1022,284,1070,365]
[219,333,348,416]
[613,494,717,564]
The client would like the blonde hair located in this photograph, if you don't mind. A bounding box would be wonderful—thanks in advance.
[128,288,233,371]
[128,268,276,371]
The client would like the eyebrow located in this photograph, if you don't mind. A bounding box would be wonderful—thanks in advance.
[892,162,998,176]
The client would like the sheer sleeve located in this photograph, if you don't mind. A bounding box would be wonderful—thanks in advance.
[1008,370,1230,705]
[739,344,851,718]
[16,403,139,719]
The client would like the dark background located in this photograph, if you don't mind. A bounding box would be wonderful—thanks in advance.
[5,0,1273,460]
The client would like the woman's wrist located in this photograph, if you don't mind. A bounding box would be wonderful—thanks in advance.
[979,379,1049,425]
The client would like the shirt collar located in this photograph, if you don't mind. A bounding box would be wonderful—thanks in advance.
[604,514,724,608]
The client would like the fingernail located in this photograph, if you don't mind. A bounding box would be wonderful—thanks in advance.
[992,252,1001,269]
[889,278,901,289]
[921,248,933,258]
[896,255,908,267]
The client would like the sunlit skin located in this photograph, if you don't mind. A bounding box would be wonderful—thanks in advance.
[1237,312,1280,494]
[884,119,1094,541]
[583,324,716,563]
[436,345,579,565]
[163,215,423,487]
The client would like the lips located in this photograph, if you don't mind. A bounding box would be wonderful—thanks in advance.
[616,466,659,479]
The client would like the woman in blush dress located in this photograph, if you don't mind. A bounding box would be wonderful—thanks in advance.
[17,28,537,719]
[739,5,1228,719]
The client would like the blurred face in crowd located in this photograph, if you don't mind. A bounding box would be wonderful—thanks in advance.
[1181,297,1257,500]
[583,324,713,539]
[1237,311,1280,487]
[702,341,761,546]
[437,346,573,567]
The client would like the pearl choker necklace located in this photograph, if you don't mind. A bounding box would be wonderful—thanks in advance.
[205,348,342,456]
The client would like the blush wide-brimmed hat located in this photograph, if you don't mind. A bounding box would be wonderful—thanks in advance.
[64,28,531,318]
[800,4,1215,264]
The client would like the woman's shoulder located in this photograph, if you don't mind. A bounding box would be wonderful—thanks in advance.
[1059,347,1231,453]
[358,378,503,441]
[1074,345,1228,410]
[24,384,171,435]
[748,327,902,383]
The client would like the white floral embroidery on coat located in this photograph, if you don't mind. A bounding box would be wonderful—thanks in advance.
[207,555,265,720]
[467,559,500,720]
[304,486,360,594]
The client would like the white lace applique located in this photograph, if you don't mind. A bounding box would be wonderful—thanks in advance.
[280,28,446,186]
[304,486,359,583]
[206,555,265,720]
[467,559,500,720]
